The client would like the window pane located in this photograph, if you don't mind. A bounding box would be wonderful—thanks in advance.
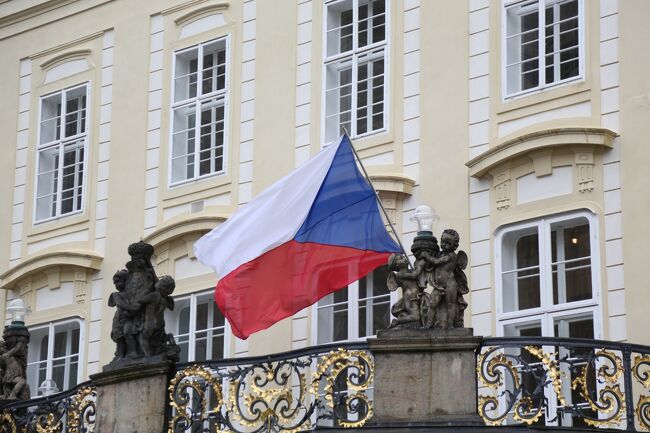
[506,1,540,94]
[196,302,208,332]
[36,147,60,221]
[178,304,190,335]
[211,333,224,359]
[40,93,62,144]
[201,40,227,95]
[358,266,390,337]
[64,86,87,137]
[325,59,353,142]
[552,219,592,304]
[195,330,208,361]
[356,48,384,135]
[171,104,196,183]
[358,0,385,48]
[174,48,199,102]
[198,98,225,176]
[326,0,353,57]
[501,227,541,312]
[60,140,84,215]
[317,287,348,343]
[177,334,190,363]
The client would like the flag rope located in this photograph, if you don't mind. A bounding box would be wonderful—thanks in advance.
[343,132,414,270]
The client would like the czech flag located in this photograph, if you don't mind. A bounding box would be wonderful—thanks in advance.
[194,135,401,339]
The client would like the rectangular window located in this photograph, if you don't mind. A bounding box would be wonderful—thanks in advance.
[26,320,82,395]
[36,84,88,222]
[166,291,227,362]
[496,213,600,428]
[171,38,228,185]
[316,266,390,344]
[324,0,388,142]
[498,213,595,315]
[504,0,582,97]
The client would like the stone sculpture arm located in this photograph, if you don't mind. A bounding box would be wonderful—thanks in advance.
[1,341,22,359]
[112,294,141,313]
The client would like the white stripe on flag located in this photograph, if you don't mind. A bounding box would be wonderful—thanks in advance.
[194,136,344,278]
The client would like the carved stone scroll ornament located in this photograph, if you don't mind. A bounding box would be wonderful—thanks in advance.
[104,241,180,371]
[387,229,469,330]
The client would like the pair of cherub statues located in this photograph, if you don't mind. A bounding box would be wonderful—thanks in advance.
[108,241,180,364]
[387,229,469,330]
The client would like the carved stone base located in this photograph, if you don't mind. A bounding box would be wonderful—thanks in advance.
[102,353,170,372]
[368,328,484,426]
[90,361,172,433]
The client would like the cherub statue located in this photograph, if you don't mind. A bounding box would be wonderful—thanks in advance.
[387,254,421,328]
[108,269,140,358]
[0,330,30,400]
[427,229,469,329]
[137,275,175,357]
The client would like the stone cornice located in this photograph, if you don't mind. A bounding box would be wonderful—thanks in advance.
[466,127,618,178]
[369,173,416,197]
[0,0,75,29]
[142,215,228,249]
[0,250,103,290]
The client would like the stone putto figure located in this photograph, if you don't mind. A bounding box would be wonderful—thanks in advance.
[387,229,469,330]
[105,241,180,370]
[0,326,30,400]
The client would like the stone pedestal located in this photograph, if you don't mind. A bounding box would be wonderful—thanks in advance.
[368,328,483,427]
[90,361,172,433]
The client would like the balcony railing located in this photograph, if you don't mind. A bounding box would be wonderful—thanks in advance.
[0,336,649,432]
[0,381,96,432]
[477,337,650,431]
[167,342,374,433]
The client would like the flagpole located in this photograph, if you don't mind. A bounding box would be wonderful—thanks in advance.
[343,132,413,270]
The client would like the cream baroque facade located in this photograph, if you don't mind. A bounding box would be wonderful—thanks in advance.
[0,0,647,396]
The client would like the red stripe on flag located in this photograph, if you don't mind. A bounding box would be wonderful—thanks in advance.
[214,240,391,339]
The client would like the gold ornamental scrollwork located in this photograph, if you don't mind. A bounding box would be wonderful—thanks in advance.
[525,346,566,407]
[35,412,61,433]
[570,349,625,428]
[67,386,97,433]
[168,365,222,433]
[637,395,650,432]
[476,346,553,426]
[0,411,18,433]
[227,359,312,431]
[310,348,374,428]
[634,354,650,388]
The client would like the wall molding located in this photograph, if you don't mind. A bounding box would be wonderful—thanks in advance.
[467,127,617,178]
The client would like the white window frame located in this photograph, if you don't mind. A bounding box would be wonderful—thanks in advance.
[26,318,85,394]
[501,0,585,99]
[34,83,90,223]
[321,0,390,144]
[168,36,231,187]
[167,290,231,362]
[495,210,603,337]
[310,269,396,344]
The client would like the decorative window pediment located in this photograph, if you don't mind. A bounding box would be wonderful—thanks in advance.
[173,3,231,40]
[467,127,617,179]
[0,250,102,315]
[40,50,92,84]
[143,215,227,279]
[0,250,102,291]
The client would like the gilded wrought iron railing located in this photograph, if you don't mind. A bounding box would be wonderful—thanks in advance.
[477,337,650,431]
[167,342,374,433]
[0,381,96,433]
